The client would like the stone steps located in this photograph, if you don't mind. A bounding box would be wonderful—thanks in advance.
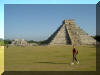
[49,20,96,45]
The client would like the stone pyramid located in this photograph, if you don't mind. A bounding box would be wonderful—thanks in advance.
[49,20,96,45]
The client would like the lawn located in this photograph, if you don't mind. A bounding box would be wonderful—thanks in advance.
[0,46,4,75]
[5,45,96,71]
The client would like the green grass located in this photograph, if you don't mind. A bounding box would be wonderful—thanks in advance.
[5,45,96,71]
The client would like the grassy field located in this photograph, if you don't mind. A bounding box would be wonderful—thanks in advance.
[0,46,4,75]
[5,45,96,71]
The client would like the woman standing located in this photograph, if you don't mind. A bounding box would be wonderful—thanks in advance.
[71,46,79,65]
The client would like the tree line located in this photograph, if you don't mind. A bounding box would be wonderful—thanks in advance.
[0,35,100,46]
[92,35,100,42]
[0,38,4,46]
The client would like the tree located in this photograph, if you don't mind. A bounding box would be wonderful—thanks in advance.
[0,40,4,46]
[4,39,12,45]
[27,40,37,43]
[93,35,100,42]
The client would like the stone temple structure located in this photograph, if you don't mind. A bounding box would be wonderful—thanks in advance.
[49,19,96,45]
[11,38,38,46]
[11,38,28,46]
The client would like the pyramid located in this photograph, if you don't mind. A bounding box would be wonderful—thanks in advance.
[49,20,96,45]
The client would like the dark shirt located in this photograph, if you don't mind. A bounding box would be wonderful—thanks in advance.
[73,48,76,54]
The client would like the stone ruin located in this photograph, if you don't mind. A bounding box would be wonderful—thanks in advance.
[11,38,28,46]
[11,20,96,46]
[49,19,96,45]
[11,38,38,46]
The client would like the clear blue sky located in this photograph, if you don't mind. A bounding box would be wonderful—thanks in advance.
[0,0,99,40]
[5,4,96,41]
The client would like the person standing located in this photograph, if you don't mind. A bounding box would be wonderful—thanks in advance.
[71,46,79,65]
[6,44,9,48]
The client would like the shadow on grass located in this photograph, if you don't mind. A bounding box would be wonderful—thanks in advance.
[35,62,69,64]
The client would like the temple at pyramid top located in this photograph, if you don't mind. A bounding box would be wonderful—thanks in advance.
[49,19,96,45]
[63,19,75,24]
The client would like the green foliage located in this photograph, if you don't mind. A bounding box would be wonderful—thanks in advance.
[27,40,37,43]
[37,40,48,45]
[0,38,4,46]
[93,35,100,42]
[4,39,12,45]
[0,40,4,46]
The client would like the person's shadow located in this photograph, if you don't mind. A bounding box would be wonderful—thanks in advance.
[35,61,69,64]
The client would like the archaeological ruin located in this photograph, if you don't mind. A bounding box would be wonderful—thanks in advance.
[49,19,96,45]
[11,39,28,46]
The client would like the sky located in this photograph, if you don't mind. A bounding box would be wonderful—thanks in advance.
[5,4,96,41]
[97,2,100,35]
[0,0,99,40]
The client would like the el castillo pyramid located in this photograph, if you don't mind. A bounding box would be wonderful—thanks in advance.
[49,19,96,45]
